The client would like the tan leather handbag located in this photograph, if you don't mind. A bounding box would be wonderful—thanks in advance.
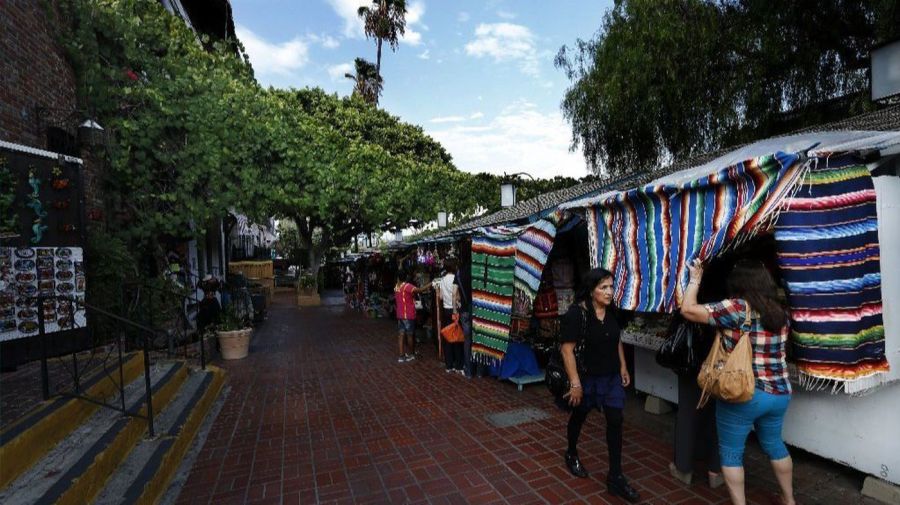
[696,307,755,408]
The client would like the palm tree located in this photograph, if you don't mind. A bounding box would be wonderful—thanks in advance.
[357,0,407,82]
[345,57,383,104]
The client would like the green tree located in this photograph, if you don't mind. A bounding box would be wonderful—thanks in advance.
[53,0,266,271]
[357,0,408,89]
[247,89,470,276]
[344,57,383,104]
[556,0,900,177]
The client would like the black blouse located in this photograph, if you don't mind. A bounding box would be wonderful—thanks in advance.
[560,304,621,376]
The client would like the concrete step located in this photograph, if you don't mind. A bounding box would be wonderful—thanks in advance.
[94,366,225,505]
[0,352,146,490]
[0,360,188,505]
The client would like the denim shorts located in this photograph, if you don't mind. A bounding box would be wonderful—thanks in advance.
[397,319,415,333]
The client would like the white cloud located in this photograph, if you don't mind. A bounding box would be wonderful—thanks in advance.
[430,115,466,124]
[327,63,354,82]
[402,1,426,46]
[326,0,369,37]
[236,24,309,81]
[428,101,588,179]
[305,33,341,49]
[458,11,470,22]
[418,49,431,60]
[429,111,485,124]
[497,10,516,19]
[327,0,425,46]
[464,23,539,75]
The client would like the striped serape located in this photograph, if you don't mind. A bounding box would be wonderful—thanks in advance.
[583,152,804,312]
[471,214,562,363]
[775,157,889,393]
[514,212,562,299]
[471,228,517,363]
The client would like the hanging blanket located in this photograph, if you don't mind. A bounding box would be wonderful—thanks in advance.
[581,152,804,312]
[775,158,889,393]
[471,214,562,363]
[514,215,560,299]
[471,228,518,363]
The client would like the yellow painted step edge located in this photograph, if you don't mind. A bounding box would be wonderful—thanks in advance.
[0,353,146,490]
[55,363,190,505]
[137,366,226,505]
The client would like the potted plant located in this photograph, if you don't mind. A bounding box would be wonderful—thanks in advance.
[296,272,321,307]
[215,304,251,359]
[298,273,317,295]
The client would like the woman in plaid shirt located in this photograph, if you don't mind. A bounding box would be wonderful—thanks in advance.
[681,259,794,505]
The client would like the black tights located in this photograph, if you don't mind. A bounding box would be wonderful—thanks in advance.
[567,406,624,477]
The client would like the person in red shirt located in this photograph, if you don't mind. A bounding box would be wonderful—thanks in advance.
[394,270,431,362]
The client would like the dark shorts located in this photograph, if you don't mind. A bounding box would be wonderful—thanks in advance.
[397,319,415,333]
[577,374,626,411]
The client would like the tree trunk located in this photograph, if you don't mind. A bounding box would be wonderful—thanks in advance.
[307,247,321,279]
[376,38,383,82]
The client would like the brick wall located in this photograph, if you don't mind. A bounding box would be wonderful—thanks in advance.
[0,1,78,148]
[0,1,106,218]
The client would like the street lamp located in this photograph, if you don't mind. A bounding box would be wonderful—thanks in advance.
[500,182,516,208]
[78,119,105,147]
[437,211,448,228]
[500,172,535,208]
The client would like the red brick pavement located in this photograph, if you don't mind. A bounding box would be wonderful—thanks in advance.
[173,296,793,505]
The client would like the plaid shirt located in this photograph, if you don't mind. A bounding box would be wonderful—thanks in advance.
[703,298,791,395]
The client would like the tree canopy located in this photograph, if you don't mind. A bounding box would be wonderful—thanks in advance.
[556,0,900,177]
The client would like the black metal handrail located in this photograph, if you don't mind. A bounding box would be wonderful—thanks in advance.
[121,280,206,371]
[33,294,158,437]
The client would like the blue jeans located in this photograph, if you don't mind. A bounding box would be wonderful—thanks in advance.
[716,389,791,467]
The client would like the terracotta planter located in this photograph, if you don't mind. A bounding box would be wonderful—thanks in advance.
[298,285,317,296]
[297,293,321,307]
[217,328,251,360]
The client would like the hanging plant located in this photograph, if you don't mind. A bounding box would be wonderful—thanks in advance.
[0,155,18,236]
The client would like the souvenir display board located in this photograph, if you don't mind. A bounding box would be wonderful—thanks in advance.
[0,246,87,341]
[0,144,88,364]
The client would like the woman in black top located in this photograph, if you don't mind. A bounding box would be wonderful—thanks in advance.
[560,268,639,503]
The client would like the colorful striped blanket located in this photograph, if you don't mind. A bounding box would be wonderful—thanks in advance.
[471,215,561,363]
[582,152,804,312]
[774,158,889,393]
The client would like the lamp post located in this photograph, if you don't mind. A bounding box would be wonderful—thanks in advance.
[77,119,105,147]
[500,172,535,208]
[437,211,448,228]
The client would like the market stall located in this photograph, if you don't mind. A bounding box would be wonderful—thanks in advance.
[560,130,900,485]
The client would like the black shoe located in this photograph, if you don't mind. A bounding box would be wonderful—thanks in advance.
[564,451,589,478]
[607,474,640,503]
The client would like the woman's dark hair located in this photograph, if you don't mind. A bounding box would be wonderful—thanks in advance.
[576,267,614,304]
[397,269,414,284]
[443,257,458,274]
[727,259,788,332]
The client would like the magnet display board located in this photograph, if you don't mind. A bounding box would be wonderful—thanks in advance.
[0,246,87,341]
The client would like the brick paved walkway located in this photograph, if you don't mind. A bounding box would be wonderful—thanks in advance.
[174,295,873,505]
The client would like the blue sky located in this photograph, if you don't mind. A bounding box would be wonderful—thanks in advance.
[231,0,613,179]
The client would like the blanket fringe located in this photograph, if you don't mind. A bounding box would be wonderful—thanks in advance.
[796,370,892,396]
[717,157,814,259]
